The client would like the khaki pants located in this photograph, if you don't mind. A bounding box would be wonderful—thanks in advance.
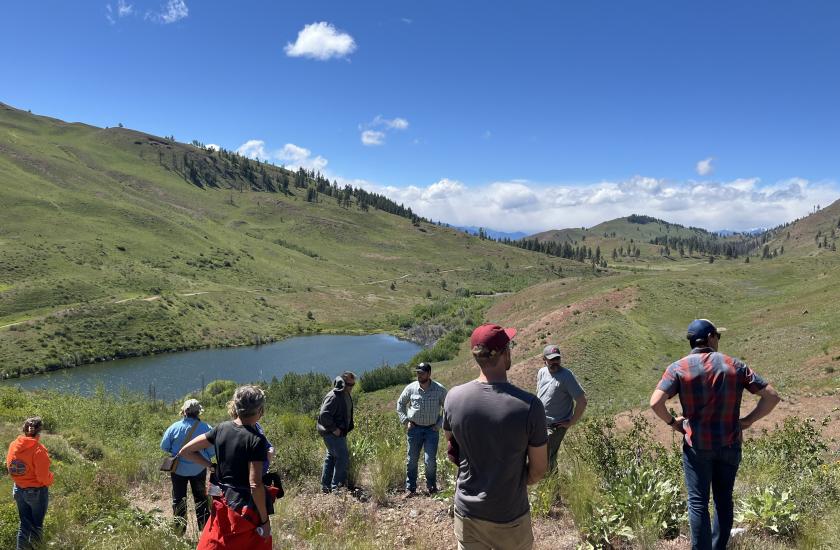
[453,511,534,550]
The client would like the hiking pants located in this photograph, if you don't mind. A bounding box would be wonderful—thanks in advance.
[171,470,209,533]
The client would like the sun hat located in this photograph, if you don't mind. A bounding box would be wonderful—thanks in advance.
[180,398,203,416]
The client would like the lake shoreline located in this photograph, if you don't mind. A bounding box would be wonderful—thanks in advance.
[0,328,423,383]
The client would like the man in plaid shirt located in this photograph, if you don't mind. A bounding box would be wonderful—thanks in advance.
[397,362,447,496]
[650,319,780,550]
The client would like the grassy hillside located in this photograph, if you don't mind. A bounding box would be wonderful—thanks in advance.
[474,201,840,414]
[527,214,766,263]
[0,103,588,377]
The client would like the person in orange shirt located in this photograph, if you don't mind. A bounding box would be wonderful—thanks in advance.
[6,417,54,550]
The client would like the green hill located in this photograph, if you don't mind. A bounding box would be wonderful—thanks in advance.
[759,200,840,257]
[0,103,585,377]
[525,214,766,263]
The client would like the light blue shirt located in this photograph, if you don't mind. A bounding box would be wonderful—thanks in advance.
[160,418,215,477]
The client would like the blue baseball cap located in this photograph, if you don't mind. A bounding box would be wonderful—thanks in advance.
[686,319,726,344]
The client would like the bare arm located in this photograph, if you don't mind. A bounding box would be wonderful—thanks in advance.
[649,389,686,434]
[177,434,214,469]
[249,460,270,537]
[526,444,548,485]
[559,394,588,428]
[740,385,781,429]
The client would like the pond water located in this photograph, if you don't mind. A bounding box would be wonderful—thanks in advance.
[1,334,422,401]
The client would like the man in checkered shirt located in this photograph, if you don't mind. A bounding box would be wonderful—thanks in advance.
[396,362,447,496]
[650,319,780,550]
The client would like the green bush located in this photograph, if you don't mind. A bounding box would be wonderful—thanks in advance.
[268,412,322,482]
[567,415,684,547]
[358,362,413,392]
[736,487,800,538]
[265,372,331,415]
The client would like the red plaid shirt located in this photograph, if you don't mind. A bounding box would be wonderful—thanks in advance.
[657,347,767,450]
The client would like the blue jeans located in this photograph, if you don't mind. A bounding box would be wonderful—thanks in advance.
[321,433,349,490]
[13,485,49,550]
[405,425,439,491]
[682,443,741,550]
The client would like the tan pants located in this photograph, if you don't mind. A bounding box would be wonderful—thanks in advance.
[453,511,534,550]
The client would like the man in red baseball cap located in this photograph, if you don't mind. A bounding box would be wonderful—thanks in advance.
[443,323,548,549]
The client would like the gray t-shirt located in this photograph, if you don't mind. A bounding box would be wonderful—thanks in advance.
[536,366,584,424]
[443,380,548,523]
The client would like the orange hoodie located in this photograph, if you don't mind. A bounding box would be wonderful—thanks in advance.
[6,435,54,488]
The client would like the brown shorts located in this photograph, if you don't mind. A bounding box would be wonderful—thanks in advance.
[453,510,534,550]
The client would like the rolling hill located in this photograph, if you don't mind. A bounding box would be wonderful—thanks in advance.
[0,102,586,377]
[526,214,771,263]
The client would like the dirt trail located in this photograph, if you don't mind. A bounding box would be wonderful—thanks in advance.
[128,478,584,549]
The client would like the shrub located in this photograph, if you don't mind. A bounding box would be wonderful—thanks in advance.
[736,487,800,538]
[269,412,323,482]
[368,442,403,504]
[265,372,331,415]
[358,362,413,393]
[530,470,564,518]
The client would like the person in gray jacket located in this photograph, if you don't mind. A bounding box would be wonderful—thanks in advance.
[317,371,356,493]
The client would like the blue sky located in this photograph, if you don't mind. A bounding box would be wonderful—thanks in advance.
[3,1,839,232]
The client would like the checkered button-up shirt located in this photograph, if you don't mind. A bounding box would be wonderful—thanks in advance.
[396,380,447,428]
[657,347,768,450]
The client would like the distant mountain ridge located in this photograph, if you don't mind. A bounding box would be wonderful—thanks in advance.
[454,225,528,241]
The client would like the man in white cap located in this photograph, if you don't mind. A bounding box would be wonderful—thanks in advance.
[536,344,587,471]
[160,399,214,534]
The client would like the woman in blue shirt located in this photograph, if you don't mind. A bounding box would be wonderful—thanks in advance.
[160,399,214,534]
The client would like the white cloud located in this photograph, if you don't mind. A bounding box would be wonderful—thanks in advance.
[401,17,413,24]
[361,130,385,146]
[117,0,133,17]
[205,144,220,151]
[106,4,114,24]
[146,0,188,24]
[372,115,408,130]
[236,139,267,160]
[352,175,840,234]
[275,143,328,172]
[285,22,356,61]
[696,157,714,176]
[359,115,410,145]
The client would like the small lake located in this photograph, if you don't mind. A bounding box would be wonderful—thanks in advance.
[1,334,422,401]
